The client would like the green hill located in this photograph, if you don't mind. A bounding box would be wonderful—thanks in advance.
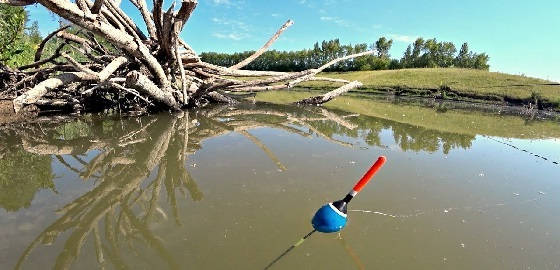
[302,68,560,110]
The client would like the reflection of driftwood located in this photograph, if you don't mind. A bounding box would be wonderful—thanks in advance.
[14,115,187,270]
[80,150,113,179]
[11,104,371,269]
[290,118,354,148]
[54,155,82,174]
[239,130,287,171]
[22,139,108,155]
[320,109,358,130]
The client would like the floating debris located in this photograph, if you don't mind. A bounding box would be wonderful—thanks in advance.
[538,191,546,195]
[513,193,520,196]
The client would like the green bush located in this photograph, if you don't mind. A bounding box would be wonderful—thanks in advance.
[0,4,42,68]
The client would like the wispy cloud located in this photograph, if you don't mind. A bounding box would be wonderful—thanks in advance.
[211,17,251,41]
[212,32,248,41]
[212,0,230,4]
[208,0,245,9]
[320,16,350,27]
[388,34,417,43]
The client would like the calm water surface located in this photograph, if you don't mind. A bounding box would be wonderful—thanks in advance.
[1,95,559,269]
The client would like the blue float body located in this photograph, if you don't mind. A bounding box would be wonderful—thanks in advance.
[311,203,347,233]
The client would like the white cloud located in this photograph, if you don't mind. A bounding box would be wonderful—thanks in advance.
[212,32,248,41]
[211,17,250,41]
[208,0,245,9]
[211,17,249,32]
[320,16,349,27]
[388,34,417,43]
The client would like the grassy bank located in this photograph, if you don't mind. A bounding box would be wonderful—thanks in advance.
[255,91,560,139]
[301,68,560,110]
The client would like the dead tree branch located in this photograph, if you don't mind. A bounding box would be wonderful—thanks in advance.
[230,19,294,70]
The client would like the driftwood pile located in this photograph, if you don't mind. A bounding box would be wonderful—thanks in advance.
[0,0,371,115]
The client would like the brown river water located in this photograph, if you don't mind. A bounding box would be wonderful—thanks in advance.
[1,93,559,269]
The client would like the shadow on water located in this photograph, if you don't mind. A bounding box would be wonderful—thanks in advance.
[0,100,544,269]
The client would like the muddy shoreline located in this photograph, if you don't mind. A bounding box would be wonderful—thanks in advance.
[2,88,559,125]
[345,92,560,120]
[300,86,560,118]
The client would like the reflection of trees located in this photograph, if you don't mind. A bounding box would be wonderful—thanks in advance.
[0,147,54,211]
[391,125,473,154]
[297,105,475,154]
[2,103,476,269]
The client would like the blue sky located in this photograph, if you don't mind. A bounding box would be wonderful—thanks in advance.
[28,0,560,81]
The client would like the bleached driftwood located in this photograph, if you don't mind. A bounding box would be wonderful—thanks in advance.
[3,0,373,115]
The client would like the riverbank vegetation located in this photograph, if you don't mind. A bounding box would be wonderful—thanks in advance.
[295,69,560,110]
[201,37,490,72]
[0,5,42,68]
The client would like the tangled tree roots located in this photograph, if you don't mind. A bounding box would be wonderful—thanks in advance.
[0,0,371,115]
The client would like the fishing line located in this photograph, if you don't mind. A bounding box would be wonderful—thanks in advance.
[350,195,546,220]
[484,135,559,166]
[263,229,317,270]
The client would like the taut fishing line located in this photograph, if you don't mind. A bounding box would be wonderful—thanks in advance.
[484,135,559,166]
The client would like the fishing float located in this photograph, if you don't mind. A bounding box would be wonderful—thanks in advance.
[264,156,387,269]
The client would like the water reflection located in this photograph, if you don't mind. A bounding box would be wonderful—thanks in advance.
[0,103,492,269]
[0,148,54,211]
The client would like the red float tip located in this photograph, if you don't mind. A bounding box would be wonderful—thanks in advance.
[351,156,386,193]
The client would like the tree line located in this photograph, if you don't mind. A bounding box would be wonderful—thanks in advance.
[0,6,489,73]
[201,37,489,72]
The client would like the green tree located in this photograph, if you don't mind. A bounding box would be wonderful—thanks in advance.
[0,4,42,67]
[473,53,490,70]
[400,45,413,68]
[374,37,393,58]
[0,5,27,64]
[28,21,42,44]
[455,42,471,67]
[438,41,457,67]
